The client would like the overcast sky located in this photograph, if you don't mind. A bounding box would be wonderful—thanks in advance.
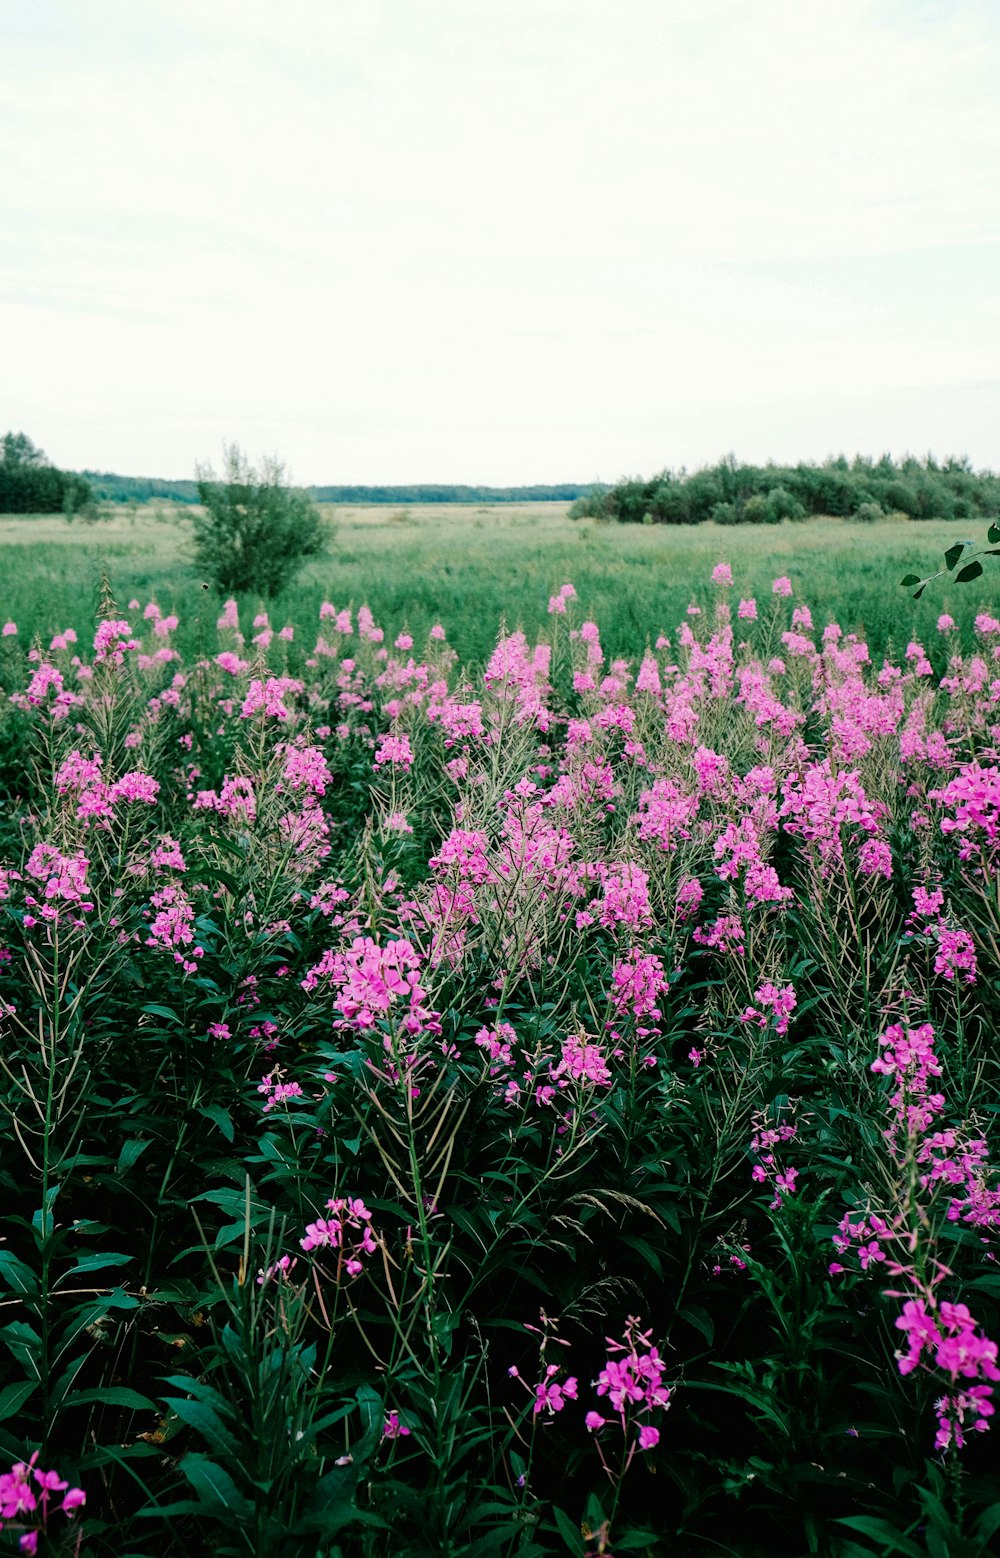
[2,0,999,484]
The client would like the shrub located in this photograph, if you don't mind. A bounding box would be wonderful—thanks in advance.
[710,500,742,525]
[881,480,919,518]
[761,485,805,524]
[851,501,884,525]
[193,444,327,596]
[742,494,768,525]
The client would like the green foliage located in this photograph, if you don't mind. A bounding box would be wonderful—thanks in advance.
[0,570,999,1554]
[762,485,806,524]
[900,521,1000,597]
[193,444,328,597]
[2,431,47,467]
[89,472,599,507]
[595,454,1000,526]
[742,494,768,525]
[851,501,884,525]
[0,430,91,515]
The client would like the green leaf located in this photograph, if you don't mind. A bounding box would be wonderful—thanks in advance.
[197,1104,235,1143]
[835,1517,923,1557]
[178,1454,253,1518]
[988,522,1000,544]
[57,1251,134,1283]
[617,1232,664,1277]
[0,1251,39,1296]
[162,1397,242,1457]
[293,1461,362,1537]
[677,1305,715,1345]
[956,559,984,582]
[550,1505,584,1554]
[65,1386,156,1412]
[140,1003,182,1025]
[0,1379,38,1421]
[0,1320,42,1378]
[974,1503,1000,1544]
[944,542,967,571]
[161,1376,235,1413]
[117,1139,153,1174]
[354,1383,383,1435]
[899,573,922,588]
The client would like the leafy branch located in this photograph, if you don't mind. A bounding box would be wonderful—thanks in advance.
[900,524,1000,598]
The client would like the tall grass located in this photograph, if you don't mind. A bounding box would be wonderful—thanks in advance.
[2,504,998,669]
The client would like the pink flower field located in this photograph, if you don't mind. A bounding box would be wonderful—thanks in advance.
[0,570,999,1556]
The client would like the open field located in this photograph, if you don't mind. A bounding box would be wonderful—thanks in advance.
[2,509,1000,1555]
[2,502,999,668]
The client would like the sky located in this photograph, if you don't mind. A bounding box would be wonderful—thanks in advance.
[2,0,999,485]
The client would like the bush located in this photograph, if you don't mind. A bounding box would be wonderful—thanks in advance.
[711,500,741,525]
[193,444,328,596]
[851,501,884,525]
[881,480,919,518]
[742,494,768,525]
[761,485,805,524]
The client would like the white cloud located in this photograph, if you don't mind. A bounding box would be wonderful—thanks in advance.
[1,0,998,480]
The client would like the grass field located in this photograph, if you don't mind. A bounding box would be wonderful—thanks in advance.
[3,502,998,667]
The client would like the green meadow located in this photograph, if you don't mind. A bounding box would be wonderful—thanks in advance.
[3,502,997,666]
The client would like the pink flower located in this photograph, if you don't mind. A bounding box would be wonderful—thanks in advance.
[711,562,733,587]
[374,733,414,770]
[772,576,792,596]
[533,1368,578,1414]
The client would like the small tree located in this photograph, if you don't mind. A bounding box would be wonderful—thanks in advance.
[193,444,327,597]
[1,430,47,467]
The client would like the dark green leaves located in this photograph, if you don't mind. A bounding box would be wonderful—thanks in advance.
[956,559,984,582]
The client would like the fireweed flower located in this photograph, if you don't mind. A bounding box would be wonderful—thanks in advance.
[93,619,139,664]
[711,562,733,587]
[590,1317,672,1456]
[834,1018,1000,1450]
[300,1196,377,1277]
[0,1454,86,1550]
[302,936,438,1035]
[740,982,797,1037]
[373,732,414,769]
[749,1107,800,1209]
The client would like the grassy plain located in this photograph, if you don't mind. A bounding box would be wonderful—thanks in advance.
[3,501,998,666]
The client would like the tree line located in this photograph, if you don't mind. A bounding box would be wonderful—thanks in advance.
[572,453,1000,525]
[82,474,599,506]
[0,432,91,515]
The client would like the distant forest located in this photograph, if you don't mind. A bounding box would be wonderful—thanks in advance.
[5,443,999,524]
[81,474,598,505]
[572,454,1000,525]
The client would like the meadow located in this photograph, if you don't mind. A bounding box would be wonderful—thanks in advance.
[3,502,1000,669]
[0,508,999,1556]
